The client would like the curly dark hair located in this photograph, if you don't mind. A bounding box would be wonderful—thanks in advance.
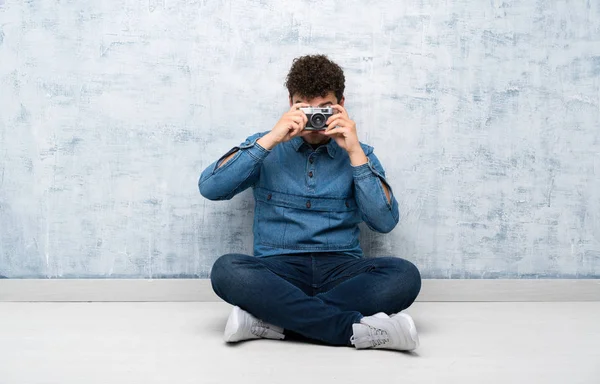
[285,55,345,103]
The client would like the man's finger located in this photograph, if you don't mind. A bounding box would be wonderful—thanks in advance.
[326,118,345,131]
[290,115,304,125]
[292,110,309,124]
[290,124,304,137]
[294,110,309,124]
[323,127,345,136]
[290,103,311,112]
[326,113,345,125]
[331,104,348,117]
[291,113,307,130]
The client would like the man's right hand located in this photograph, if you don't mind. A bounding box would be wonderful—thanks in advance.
[258,103,309,150]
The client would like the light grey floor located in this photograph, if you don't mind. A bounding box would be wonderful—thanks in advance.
[0,302,599,384]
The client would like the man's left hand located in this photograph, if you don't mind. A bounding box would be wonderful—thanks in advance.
[322,105,362,154]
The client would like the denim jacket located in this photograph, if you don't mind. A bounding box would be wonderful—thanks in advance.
[198,131,400,258]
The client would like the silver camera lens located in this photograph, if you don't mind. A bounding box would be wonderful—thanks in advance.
[311,113,326,129]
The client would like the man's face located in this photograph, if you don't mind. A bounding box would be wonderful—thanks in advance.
[290,91,345,145]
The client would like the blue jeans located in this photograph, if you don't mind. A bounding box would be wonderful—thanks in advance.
[210,253,421,346]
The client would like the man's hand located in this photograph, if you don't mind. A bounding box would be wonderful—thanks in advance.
[322,105,367,163]
[258,103,309,150]
[321,105,390,203]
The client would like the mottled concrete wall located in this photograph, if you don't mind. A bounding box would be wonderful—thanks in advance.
[0,1,599,278]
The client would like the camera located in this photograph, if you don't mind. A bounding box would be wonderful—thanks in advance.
[300,107,334,130]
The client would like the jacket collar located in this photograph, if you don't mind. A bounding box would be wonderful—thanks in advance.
[290,136,337,158]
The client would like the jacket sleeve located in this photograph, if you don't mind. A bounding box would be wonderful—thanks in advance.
[352,148,400,233]
[198,132,270,201]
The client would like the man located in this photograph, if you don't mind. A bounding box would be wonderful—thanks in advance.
[199,55,421,351]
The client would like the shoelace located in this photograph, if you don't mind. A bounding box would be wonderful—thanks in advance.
[350,326,390,347]
[251,320,281,338]
[251,320,267,337]
[369,327,390,347]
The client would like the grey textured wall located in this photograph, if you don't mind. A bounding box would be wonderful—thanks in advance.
[1,1,599,279]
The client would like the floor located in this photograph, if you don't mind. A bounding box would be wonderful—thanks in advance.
[0,302,599,384]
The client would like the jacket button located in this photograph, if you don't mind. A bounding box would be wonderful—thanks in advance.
[345,201,350,208]
[308,171,313,178]
[306,201,311,208]
[267,194,272,200]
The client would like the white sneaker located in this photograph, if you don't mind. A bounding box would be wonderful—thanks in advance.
[372,312,390,319]
[351,312,419,351]
[223,306,285,343]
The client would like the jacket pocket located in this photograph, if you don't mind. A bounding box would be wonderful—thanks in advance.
[254,188,360,250]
